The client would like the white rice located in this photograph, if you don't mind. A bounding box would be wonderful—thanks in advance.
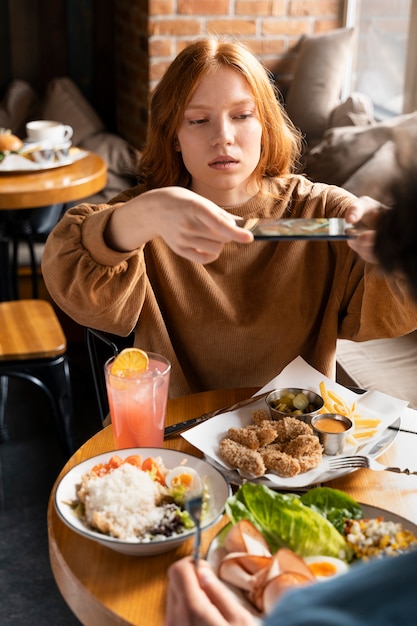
[82,463,166,541]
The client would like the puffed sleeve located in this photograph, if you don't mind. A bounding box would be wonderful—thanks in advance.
[41,196,146,336]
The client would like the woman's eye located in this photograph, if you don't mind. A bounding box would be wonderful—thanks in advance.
[189,118,207,125]
[235,113,253,120]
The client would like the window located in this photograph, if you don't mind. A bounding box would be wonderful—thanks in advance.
[345,0,416,118]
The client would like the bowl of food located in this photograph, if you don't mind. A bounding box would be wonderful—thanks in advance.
[55,448,231,555]
[265,388,324,424]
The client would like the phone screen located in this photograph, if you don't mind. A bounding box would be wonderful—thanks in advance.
[242,218,356,240]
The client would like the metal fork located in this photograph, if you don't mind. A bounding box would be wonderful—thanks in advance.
[326,455,417,475]
[186,494,204,566]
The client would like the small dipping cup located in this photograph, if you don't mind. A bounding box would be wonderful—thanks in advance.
[311,413,353,455]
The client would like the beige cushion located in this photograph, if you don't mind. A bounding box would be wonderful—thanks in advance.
[305,111,417,186]
[329,92,374,128]
[337,336,417,409]
[285,28,355,143]
[80,131,140,176]
[41,77,105,145]
[0,80,39,137]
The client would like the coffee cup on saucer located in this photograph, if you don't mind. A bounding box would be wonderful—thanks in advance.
[26,120,73,145]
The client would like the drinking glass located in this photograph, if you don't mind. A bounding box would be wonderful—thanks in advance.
[104,352,171,448]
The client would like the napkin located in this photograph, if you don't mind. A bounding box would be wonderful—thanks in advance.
[182,356,409,488]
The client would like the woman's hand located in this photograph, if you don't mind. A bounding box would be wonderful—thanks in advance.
[106,186,253,264]
[164,557,255,626]
[345,195,389,263]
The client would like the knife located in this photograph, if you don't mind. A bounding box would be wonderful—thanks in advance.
[164,391,269,438]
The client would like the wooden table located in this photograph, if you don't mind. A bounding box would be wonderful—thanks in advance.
[0,151,107,209]
[0,151,107,300]
[47,388,417,626]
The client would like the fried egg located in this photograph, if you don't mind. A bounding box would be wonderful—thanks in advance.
[304,555,349,580]
[165,466,202,495]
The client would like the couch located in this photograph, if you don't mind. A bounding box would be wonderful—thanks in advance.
[276,27,417,409]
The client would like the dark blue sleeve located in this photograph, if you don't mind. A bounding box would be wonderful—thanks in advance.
[263,549,417,626]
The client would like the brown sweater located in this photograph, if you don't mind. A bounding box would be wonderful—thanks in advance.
[42,175,417,397]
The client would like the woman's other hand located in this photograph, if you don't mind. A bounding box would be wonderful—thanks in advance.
[164,557,255,626]
[345,196,388,264]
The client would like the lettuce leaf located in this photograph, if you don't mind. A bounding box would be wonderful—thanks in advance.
[226,483,354,561]
[301,487,363,533]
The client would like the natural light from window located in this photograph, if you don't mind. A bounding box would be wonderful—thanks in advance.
[345,0,415,118]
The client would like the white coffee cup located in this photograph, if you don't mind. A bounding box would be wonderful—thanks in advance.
[26,120,73,144]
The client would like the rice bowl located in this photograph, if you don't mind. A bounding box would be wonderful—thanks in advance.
[55,448,231,555]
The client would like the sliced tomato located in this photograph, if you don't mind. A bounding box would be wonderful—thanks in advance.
[142,457,166,485]
[124,455,143,468]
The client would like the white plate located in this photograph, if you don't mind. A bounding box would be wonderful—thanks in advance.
[55,448,231,556]
[0,148,88,173]
[182,356,408,489]
[206,504,417,624]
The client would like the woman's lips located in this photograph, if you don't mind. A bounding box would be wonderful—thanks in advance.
[209,157,239,170]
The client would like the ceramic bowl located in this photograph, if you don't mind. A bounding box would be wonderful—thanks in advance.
[55,448,231,556]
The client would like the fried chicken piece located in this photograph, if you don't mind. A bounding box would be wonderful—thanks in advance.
[227,423,277,449]
[260,447,301,477]
[284,434,322,458]
[298,452,323,473]
[252,423,278,446]
[226,427,260,449]
[219,438,266,477]
[272,417,312,444]
[252,409,271,425]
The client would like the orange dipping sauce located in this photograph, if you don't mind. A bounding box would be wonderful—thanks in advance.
[314,417,349,433]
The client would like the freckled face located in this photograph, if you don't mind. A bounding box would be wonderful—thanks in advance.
[176,66,263,206]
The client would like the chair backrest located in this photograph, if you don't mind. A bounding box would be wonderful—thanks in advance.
[85,327,134,425]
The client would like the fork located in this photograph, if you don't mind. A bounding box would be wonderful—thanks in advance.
[186,494,204,566]
[326,455,417,475]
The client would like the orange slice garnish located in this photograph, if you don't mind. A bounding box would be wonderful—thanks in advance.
[110,347,149,377]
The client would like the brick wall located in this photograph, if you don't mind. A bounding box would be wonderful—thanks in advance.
[115,0,345,149]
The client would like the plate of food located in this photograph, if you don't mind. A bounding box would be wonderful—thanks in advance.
[0,145,88,172]
[55,448,231,555]
[182,356,408,489]
[206,484,417,622]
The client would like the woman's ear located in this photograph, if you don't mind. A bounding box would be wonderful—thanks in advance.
[174,138,181,152]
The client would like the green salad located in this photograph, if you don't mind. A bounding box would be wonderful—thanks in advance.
[226,484,363,562]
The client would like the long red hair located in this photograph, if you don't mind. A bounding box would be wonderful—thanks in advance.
[139,38,302,191]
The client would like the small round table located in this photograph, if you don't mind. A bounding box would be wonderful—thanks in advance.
[0,151,107,300]
[0,151,107,209]
[47,387,417,626]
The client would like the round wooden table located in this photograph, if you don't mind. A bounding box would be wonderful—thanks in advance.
[0,151,107,300]
[0,151,107,209]
[47,388,417,626]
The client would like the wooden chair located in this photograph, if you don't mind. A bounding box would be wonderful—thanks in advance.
[0,299,75,456]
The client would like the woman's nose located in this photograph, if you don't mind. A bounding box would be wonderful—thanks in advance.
[211,118,234,145]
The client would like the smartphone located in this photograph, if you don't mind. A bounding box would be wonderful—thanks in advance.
[240,217,359,240]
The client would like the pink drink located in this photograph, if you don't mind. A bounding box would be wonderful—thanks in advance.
[105,353,171,449]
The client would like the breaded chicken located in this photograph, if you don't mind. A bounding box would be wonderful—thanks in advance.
[272,417,312,443]
[219,438,266,477]
[227,423,277,449]
[226,427,260,449]
[298,452,323,473]
[284,434,322,457]
[252,409,271,425]
[260,447,301,477]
